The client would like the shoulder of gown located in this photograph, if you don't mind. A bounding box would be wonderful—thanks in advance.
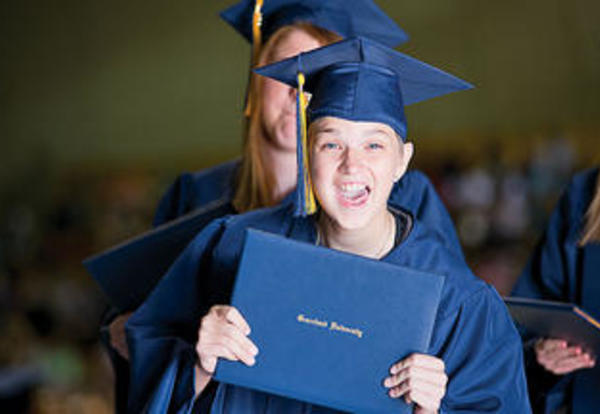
[384,213,481,318]
[152,159,240,227]
[390,169,464,260]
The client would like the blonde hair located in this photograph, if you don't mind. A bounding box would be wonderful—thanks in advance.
[233,23,341,213]
[580,172,600,245]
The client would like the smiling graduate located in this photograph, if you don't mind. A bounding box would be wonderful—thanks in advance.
[152,0,462,260]
[102,4,465,411]
[126,37,531,413]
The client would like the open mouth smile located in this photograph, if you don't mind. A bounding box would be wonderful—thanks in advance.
[337,183,371,208]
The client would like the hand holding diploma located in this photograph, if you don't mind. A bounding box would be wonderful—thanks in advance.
[194,305,259,394]
[384,353,447,413]
[535,338,596,375]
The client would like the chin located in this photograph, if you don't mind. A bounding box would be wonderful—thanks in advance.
[321,199,378,231]
[327,209,375,231]
[272,128,297,152]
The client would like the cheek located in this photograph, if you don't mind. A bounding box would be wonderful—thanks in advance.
[373,155,401,187]
[310,155,326,183]
[262,79,287,106]
[310,154,334,193]
[261,86,278,119]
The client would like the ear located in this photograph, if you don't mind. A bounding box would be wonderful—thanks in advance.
[394,141,414,182]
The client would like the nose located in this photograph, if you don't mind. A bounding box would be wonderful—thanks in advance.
[340,147,362,174]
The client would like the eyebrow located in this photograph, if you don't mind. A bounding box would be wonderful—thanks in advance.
[312,125,393,138]
[363,127,392,137]
[313,127,340,135]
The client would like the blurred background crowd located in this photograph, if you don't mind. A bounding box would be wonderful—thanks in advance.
[1,0,599,412]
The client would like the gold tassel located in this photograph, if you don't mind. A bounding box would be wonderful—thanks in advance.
[244,0,264,117]
[297,72,317,214]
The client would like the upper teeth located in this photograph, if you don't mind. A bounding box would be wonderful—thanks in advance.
[341,183,366,192]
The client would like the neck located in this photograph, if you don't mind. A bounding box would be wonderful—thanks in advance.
[260,140,297,204]
[318,209,395,259]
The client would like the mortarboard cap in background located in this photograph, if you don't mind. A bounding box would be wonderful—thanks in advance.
[254,36,473,216]
[221,0,409,117]
[220,0,409,49]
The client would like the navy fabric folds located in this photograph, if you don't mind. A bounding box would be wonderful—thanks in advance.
[254,37,473,140]
[126,201,531,413]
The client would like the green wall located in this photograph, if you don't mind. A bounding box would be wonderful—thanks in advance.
[2,0,599,172]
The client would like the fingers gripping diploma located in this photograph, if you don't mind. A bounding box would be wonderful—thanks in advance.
[384,353,447,414]
[535,338,596,375]
[194,305,259,393]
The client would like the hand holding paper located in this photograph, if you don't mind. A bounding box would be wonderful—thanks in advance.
[196,305,259,374]
[535,338,596,375]
[384,353,447,413]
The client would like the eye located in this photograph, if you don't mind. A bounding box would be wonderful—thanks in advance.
[321,142,341,151]
[367,142,384,150]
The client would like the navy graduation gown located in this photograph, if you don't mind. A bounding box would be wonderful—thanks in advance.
[512,167,600,414]
[127,202,530,413]
[153,160,239,227]
[107,163,462,412]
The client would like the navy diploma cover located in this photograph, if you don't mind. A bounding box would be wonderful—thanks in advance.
[505,297,600,358]
[214,229,445,413]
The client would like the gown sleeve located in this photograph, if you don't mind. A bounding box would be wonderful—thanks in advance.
[125,219,228,413]
[433,285,531,413]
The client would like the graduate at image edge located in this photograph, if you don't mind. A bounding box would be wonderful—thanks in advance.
[126,37,531,413]
[512,167,600,413]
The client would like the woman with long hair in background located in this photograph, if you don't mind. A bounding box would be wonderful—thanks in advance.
[512,167,600,413]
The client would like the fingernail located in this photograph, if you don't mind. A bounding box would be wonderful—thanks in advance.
[390,366,397,375]
[248,358,256,366]
[383,378,391,388]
